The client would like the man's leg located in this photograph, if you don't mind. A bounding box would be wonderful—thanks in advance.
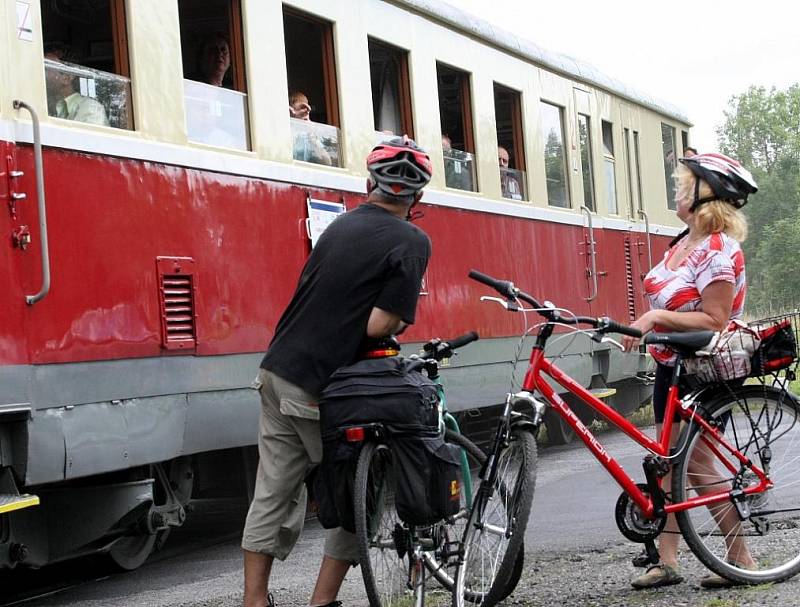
[308,527,359,605]
[242,371,315,606]
[309,555,351,606]
[244,550,274,607]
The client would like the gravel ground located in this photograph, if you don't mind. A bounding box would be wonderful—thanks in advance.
[46,519,796,607]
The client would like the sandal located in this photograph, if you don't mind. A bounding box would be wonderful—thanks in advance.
[631,564,684,589]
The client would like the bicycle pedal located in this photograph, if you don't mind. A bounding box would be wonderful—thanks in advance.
[631,551,651,568]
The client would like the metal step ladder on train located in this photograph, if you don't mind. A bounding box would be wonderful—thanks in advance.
[0,468,39,515]
[0,492,39,514]
[0,402,40,514]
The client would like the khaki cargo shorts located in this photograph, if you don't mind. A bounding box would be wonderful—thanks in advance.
[241,369,358,562]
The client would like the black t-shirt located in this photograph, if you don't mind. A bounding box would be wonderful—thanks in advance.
[261,203,431,396]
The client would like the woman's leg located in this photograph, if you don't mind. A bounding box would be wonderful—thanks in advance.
[685,440,756,567]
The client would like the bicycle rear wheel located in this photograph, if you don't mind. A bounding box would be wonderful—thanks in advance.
[673,385,800,585]
[453,427,537,607]
[355,441,412,607]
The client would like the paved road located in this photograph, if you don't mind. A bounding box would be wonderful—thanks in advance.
[4,426,800,606]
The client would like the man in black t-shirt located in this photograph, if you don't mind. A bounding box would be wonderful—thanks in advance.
[242,137,433,607]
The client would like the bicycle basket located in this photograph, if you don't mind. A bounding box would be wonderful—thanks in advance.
[682,321,760,383]
[749,311,800,377]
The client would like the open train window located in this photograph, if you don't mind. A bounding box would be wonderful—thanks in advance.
[437,63,476,192]
[284,8,341,167]
[602,120,618,214]
[540,101,569,208]
[661,123,677,210]
[368,39,414,141]
[178,0,250,150]
[494,84,526,201]
[41,0,132,130]
[577,114,595,211]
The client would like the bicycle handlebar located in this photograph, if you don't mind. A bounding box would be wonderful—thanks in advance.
[468,269,642,339]
[421,331,480,361]
[446,331,480,350]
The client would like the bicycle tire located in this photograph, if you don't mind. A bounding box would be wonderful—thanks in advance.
[425,430,524,602]
[355,441,410,607]
[453,427,537,607]
[673,385,800,585]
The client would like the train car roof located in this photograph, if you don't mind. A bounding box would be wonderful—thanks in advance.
[393,0,691,125]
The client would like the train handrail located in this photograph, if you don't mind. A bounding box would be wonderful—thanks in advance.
[637,208,653,271]
[13,100,51,305]
[581,205,598,302]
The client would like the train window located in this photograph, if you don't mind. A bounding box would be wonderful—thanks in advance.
[284,8,341,167]
[437,63,476,192]
[577,114,595,211]
[540,102,569,208]
[602,120,618,215]
[633,131,644,213]
[369,39,414,141]
[494,84,527,201]
[681,130,690,155]
[661,123,677,209]
[41,0,132,130]
[179,0,249,151]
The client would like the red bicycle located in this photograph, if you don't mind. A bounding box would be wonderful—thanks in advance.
[467,269,800,588]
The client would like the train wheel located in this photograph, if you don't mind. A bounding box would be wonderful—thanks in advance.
[107,532,158,571]
[544,409,574,445]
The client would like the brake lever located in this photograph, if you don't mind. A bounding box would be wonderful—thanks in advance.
[479,296,535,313]
[600,336,624,351]
[480,296,514,310]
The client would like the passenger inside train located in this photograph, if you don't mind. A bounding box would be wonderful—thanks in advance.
[43,43,110,127]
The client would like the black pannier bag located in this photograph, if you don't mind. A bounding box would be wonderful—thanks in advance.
[390,432,463,526]
[319,356,440,430]
[315,356,442,531]
[313,435,361,532]
[750,317,798,376]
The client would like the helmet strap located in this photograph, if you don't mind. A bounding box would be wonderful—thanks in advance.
[689,177,717,211]
[405,193,424,222]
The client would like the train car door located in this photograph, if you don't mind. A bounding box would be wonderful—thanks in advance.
[620,105,651,317]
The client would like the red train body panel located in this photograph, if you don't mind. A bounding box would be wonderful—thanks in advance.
[1,144,669,368]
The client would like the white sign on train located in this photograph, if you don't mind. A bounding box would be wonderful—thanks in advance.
[16,2,33,41]
[305,198,346,248]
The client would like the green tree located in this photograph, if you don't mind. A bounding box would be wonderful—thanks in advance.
[716,84,800,314]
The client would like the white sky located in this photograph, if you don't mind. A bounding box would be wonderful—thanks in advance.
[454,0,798,153]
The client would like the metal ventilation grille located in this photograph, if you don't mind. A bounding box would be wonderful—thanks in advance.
[624,239,636,321]
[157,257,196,350]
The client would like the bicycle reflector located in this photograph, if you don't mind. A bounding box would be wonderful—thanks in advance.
[345,427,366,442]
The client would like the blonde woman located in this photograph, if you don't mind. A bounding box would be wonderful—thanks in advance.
[621,153,758,589]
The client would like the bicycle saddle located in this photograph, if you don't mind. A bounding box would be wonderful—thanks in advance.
[644,331,715,354]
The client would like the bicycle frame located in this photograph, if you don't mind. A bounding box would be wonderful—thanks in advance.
[522,345,772,519]
[436,378,475,503]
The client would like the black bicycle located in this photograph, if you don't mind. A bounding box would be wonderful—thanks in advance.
[349,333,523,606]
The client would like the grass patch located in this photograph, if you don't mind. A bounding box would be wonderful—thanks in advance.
[705,599,738,607]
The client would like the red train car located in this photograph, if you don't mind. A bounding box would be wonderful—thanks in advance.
[0,0,686,569]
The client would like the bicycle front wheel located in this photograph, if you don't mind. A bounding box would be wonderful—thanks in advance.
[355,441,411,607]
[453,427,537,607]
[673,385,800,585]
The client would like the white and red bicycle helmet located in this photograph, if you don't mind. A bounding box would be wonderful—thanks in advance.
[367,136,433,201]
[680,152,758,210]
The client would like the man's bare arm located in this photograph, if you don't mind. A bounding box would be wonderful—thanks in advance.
[366,306,407,338]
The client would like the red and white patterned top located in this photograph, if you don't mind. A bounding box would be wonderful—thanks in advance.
[644,232,746,366]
